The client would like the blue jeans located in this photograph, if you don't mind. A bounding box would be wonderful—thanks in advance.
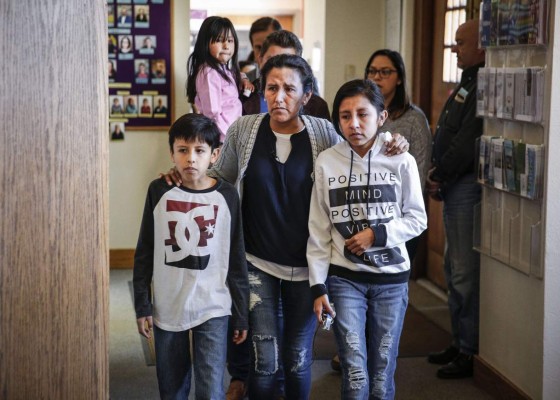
[442,173,481,355]
[247,263,316,400]
[329,276,408,400]
[154,316,228,400]
[227,301,286,397]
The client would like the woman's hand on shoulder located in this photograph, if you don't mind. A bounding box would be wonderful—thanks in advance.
[384,132,410,156]
[159,167,182,186]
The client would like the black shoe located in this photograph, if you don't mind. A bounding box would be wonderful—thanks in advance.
[436,353,474,379]
[427,346,460,365]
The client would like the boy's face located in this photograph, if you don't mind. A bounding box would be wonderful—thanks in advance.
[170,138,219,185]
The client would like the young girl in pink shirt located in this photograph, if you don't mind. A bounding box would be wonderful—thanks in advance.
[187,16,253,142]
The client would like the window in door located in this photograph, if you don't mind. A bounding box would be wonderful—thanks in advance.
[442,1,467,83]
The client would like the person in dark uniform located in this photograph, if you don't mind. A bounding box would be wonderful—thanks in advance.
[426,19,486,379]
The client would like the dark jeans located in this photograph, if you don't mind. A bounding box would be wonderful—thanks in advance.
[442,173,481,355]
[154,316,228,400]
[246,263,316,400]
[227,304,286,395]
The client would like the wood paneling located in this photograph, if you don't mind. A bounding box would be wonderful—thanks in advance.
[0,1,109,398]
[412,0,434,123]
[474,356,532,400]
[110,249,135,269]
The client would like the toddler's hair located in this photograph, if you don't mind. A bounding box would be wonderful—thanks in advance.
[186,16,241,103]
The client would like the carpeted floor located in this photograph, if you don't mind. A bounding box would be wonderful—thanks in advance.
[312,305,452,360]
[110,270,492,400]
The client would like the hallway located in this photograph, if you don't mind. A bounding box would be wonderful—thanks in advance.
[109,270,493,399]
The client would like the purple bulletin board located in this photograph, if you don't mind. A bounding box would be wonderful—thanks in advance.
[108,0,172,131]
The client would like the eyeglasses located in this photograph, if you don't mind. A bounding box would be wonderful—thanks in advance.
[366,68,397,79]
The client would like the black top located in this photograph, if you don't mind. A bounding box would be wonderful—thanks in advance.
[432,63,484,186]
[242,115,314,268]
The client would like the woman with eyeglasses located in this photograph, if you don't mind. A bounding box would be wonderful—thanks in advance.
[365,49,432,261]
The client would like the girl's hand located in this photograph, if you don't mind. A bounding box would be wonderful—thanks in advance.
[232,329,247,345]
[314,295,335,324]
[137,316,153,339]
[159,167,182,186]
[242,79,254,93]
[384,133,410,156]
[345,228,375,256]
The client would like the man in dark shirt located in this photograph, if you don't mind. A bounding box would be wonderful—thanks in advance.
[426,19,485,379]
[242,30,330,121]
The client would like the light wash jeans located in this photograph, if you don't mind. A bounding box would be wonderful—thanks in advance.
[329,276,408,400]
[246,263,316,400]
[153,316,228,400]
[442,173,481,355]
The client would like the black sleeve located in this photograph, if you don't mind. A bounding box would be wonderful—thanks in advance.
[132,180,157,319]
[432,84,483,184]
[305,95,331,121]
[221,184,249,331]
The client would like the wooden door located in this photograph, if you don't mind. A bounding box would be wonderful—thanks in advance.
[412,0,455,290]
[413,1,479,289]
[1,1,109,398]
[426,1,455,290]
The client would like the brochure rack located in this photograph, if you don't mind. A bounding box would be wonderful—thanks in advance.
[474,2,549,277]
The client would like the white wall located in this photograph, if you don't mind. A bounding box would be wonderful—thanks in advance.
[323,0,385,107]
[190,0,303,36]
[109,0,190,248]
[478,4,560,399]
[303,0,326,96]
[542,3,560,398]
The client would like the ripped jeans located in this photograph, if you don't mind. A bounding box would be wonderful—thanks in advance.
[247,263,316,400]
[329,276,408,400]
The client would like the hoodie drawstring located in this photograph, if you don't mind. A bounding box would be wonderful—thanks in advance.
[347,149,372,232]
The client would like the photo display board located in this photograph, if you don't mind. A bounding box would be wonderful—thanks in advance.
[108,0,172,131]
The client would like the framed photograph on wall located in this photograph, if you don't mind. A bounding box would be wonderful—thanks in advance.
[108,0,172,130]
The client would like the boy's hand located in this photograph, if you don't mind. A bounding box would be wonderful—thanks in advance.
[345,227,375,256]
[426,167,443,201]
[159,167,182,186]
[137,316,153,339]
[314,295,335,324]
[384,132,409,156]
[232,329,247,345]
[242,79,255,93]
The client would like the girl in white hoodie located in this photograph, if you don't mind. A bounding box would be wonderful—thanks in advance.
[307,79,427,400]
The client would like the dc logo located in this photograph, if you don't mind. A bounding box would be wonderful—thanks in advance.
[163,200,218,270]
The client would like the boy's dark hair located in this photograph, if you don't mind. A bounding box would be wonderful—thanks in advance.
[249,17,282,45]
[260,54,314,98]
[260,30,303,58]
[331,79,385,137]
[186,16,241,103]
[364,49,410,120]
[168,113,221,152]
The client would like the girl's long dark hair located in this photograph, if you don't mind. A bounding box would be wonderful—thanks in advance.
[186,16,241,103]
[364,49,411,120]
